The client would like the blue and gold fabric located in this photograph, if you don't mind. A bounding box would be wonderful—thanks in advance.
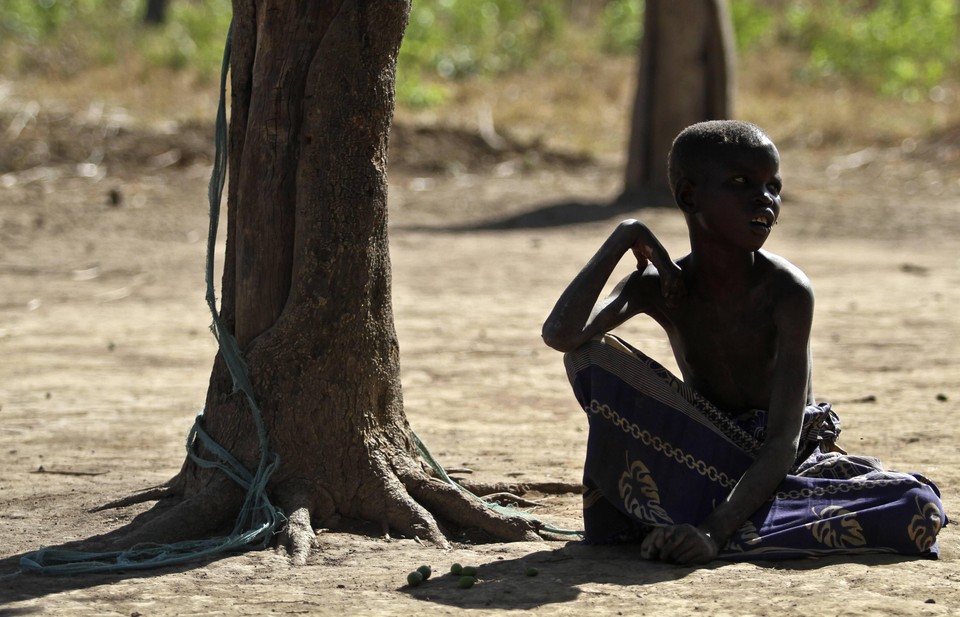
[566,334,946,560]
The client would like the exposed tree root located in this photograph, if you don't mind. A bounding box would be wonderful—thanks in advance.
[478,492,543,508]
[406,473,542,542]
[373,464,449,546]
[76,438,575,571]
[91,483,180,513]
[116,479,243,547]
[273,481,331,565]
[451,479,582,497]
[77,431,569,567]
[92,463,191,512]
[442,467,473,475]
[89,464,571,559]
[278,506,317,566]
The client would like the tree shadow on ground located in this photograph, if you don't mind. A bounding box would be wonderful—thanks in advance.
[403,543,917,612]
[401,542,703,610]
[399,188,676,234]
[749,552,916,571]
[1,533,919,611]
[0,502,238,606]
[0,550,221,609]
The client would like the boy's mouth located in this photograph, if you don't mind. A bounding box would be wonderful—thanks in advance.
[750,212,774,230]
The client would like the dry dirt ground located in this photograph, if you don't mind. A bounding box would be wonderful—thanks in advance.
[0,82,958,616]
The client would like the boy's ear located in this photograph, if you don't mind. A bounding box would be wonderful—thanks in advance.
[675,178,696,212]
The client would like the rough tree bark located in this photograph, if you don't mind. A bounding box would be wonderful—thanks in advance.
[114,0,542,563]
[618,0,735,206]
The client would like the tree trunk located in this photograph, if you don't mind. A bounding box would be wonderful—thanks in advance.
[619,0,735,206]
[119,0,539,562]
[143,0,169,25]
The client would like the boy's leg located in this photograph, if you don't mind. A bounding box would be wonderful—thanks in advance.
[564,335,760,542]
[564,335,947,559]
[724,467,946,560]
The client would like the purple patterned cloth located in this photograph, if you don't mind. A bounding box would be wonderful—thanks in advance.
[565,334,947,560]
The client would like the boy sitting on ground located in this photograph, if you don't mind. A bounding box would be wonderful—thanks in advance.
[542,120,946,564]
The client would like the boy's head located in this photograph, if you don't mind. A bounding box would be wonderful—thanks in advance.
[667,120,776,202]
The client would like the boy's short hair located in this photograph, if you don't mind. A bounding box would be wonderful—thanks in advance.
[667,120,772,196]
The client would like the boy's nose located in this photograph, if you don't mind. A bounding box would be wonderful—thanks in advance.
[756,190,774,205]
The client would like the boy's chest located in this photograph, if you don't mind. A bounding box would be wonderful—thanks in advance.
[667,302,779,412]
[668,298,779,379]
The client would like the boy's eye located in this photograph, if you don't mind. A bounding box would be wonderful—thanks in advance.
[768,182,782,195]
[732,176,747,184]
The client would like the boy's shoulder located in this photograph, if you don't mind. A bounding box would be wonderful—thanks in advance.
[757,249,814,300]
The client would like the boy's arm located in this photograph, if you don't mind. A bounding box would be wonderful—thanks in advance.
[644,280,815,564]
[541,219,682,353]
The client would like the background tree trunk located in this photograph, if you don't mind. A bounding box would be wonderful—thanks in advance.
[121,0,539,561]
[143,0,169,25]
[619,0,735,206]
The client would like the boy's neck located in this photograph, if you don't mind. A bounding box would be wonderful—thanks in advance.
[687,242,759,297]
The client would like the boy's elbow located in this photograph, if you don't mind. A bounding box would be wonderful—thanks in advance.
[541,325,581,353]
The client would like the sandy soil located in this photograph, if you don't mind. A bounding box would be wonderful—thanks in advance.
[0,90,958,616]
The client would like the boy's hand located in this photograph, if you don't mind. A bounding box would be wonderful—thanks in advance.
[628,228,684,309]
[654,258,684,309]
[640,524,719,564]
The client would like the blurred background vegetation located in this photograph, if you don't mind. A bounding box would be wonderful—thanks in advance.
[1,0,957,149]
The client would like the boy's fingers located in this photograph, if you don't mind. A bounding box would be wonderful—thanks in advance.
[631,247,650,271]
[641,525,717,565]
[662,543,690,563]
[670,545,706,564]
[662,528,716,564]
[661,529,688,554]
[632,241,654,260]
[640,527,666,559]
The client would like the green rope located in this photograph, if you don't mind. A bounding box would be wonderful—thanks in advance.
[412,434,581,537]
[21,20,286,575]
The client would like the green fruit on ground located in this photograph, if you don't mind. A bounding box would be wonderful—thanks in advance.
[407,571,424,587]
[525,567,539,577]
[458,575,476,589]
[417,565,432,580]
[450,563,463,575]
[461,566,478,577]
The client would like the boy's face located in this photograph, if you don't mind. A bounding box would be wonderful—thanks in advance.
[684,141,782,252]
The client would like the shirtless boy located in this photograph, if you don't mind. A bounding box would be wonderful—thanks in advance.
[542,120,945,564]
